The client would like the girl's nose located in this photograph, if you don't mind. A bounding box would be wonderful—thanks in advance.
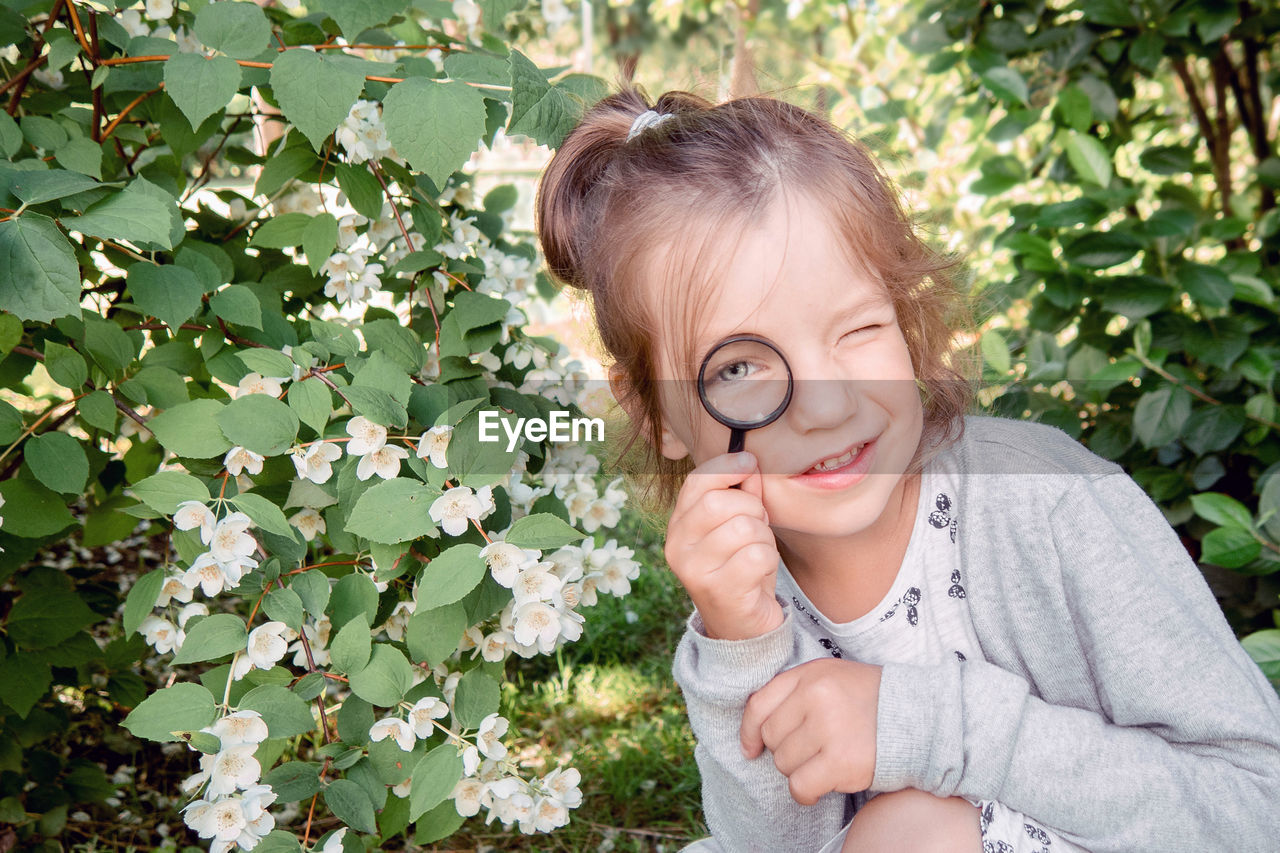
[784,366,861,434]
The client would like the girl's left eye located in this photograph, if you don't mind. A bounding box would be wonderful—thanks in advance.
[842,325,880,340]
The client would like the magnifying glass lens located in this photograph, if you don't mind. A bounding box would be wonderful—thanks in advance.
[700,339,791,427]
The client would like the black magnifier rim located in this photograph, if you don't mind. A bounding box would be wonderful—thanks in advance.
[696,334,794,431]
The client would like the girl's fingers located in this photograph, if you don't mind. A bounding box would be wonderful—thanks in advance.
[672,452,762,517]
[740,668,802,758]
[757,709,815,776]
[786,748,838,807]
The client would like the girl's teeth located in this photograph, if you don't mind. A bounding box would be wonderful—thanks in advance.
[813,445,863,472]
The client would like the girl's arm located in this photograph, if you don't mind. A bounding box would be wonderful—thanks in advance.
[870,471,1280,853]
[672,601,853,852]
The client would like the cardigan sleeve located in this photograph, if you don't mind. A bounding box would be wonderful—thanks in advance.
[869,471,1280,852]
[671,598,852,853]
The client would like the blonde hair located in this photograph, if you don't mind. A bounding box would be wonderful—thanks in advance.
[537,87,979,512]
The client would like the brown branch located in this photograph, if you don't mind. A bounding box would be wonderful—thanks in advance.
[64,1,93,63]
[1172,57,1231,216]
[6,0,67,114]
[100,85,162,142]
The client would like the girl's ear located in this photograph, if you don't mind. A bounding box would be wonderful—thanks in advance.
[607,365,690,461]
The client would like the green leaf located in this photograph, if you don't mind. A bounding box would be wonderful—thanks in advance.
[194,0,272,59]
[0,213,83,323]
[291,569,331,618]
[1054,85,1092,133]
[1190,492,1254,530]
[0,477,75,537]
[6,587,98,648]
[309,0,409,39]
[288,377,332,436]
[128,262,206,331]
[348,645,415,707]
[78,390,118,432]
[171,613,248,664]
[54,136,103,180]
[329,571,379,629]
[231,492,296,538]
[0,654,52,718]
[262,762,323,803]
[408,744,464,822]
[330,612,372,674]
[132,471,210,514]
[342,385,407,429]
[1140,144,1194,175]
[1062,231,1142,269]
[43,340,88,389]
[269,49,367,152]
[505,512,583,549]
[61,177,179,250]
[0,112,22,158]
[122,683,217,743]
[980,329,1011,375]
[7,170,102,205]
[507,49,578,148]
[451,668,499,728]
[239,684,317,738]
[124,568,166,638]
[303,212,338,276]
[383,78,488,189]
[334,163,384,220]
[164,53,242,130]
[1175,261,1233,308]
[405,603,467,668]
[981,66,1029,105]
[25,431,88,493]
[1201,526,1261,568]
[148,398,232,458]
[263,587,305,631]
[1181,406,1245,455]
[324,779,378,835]
[1064,132,1112,187]
[417,543,487,607]
[209,284,263,329]
[1132,386,1192,448]
[83,315,139,373]
[250,212,312,249]
[345,477,436,545]
[217,392,300,456]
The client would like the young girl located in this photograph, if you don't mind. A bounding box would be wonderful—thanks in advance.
[535,89,1280,852]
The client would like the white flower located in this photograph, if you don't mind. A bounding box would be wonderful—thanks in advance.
[209,710,269,747]
[184,796,245,841]
[235,372,284,399]
[206,745,261,797]
[452,776,485,817]
[183,551,253,598]
[119,9,150,37]
[289,507,326,541]
[479,541,539,588]
[177,602,208,628]
[291,442,343,485]
[336,215,367,250]
[155,572,194,607]
[173,501,216,545]
[408,697,449,738]
[531,794,569,832]
[381,600,415,642]
[416,425,452,468]
[144,0,173,21]
[139,615,182,654]
[321,828,348,853]
[369,717,416,752]
[356,443,408,481]
[512,600,562,653]
[223,446,265,477]
[345,416,386,455]
[478,629,512,663]
[542,766,582,808]
[233,621,291,680]
[476,713,508,760]
[429,486,484,536]
[208,512,256,563]
[511,563,562,605]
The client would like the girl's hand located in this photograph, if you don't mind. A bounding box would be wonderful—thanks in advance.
[664,451,783,641]
[739,658,881,804]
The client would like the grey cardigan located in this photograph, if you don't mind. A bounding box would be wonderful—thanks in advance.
[672,415,1280,852]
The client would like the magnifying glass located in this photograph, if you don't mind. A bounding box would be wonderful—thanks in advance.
[697,335,794,455]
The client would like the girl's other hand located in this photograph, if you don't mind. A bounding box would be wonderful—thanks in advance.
[739,658,882,803]
[664,451,784,641]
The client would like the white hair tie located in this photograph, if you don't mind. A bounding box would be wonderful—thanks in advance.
[627,110,674,142]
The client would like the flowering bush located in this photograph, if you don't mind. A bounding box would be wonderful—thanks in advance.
[0,0,622,849]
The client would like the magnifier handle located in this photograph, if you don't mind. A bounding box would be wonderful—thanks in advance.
[728,429,746,489]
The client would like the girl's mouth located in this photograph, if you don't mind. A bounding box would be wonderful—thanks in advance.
[792,438,877,488]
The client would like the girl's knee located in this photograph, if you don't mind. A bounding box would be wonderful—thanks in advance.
[841,788,982,853]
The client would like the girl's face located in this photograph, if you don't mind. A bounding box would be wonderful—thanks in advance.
[649,191,924,544]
